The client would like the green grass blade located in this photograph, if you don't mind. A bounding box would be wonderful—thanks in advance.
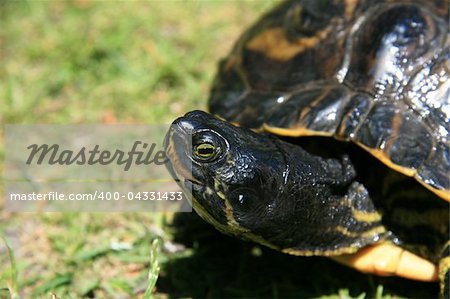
[143,238,161,299]
[0,235,20,299]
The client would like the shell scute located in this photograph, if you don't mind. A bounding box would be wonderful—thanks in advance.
[208,0,449,198]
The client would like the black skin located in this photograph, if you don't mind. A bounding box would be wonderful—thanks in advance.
[165,110,386,253]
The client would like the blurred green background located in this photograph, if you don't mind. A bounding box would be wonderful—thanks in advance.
[0,1,439,298]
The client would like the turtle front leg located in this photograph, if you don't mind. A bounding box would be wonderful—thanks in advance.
[332,242,438,282]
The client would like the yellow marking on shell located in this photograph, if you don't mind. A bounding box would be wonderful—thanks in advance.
[246,26,332,62]
[262,124,450,202]
[356,142,416,176]
[334,225,386,238]
[431,188,450,203]
[263,124,334,137]
[332,242,439,282]
[344,0,358,17]
[263,106,450,201]
[298,86,332,122]
[356,142,450,202]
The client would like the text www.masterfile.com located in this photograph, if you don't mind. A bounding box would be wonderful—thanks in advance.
[9,191,184,201]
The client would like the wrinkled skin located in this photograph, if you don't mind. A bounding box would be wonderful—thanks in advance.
[164,111,387,254]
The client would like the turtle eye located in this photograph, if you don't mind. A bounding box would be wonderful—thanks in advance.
[191,130,226,163]
[193,142,218,162]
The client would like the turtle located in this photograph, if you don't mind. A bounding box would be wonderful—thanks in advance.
[164,0,450,296]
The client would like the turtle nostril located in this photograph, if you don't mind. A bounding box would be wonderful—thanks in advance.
[174,119,195,132]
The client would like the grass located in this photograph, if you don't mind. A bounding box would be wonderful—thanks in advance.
[0,1,440,298]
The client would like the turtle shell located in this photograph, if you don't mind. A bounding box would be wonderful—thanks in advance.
[209,0,450,201]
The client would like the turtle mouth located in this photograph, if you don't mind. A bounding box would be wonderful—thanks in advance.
[164,140,204,196]
[164,155,181,183]
[164,118,202,188]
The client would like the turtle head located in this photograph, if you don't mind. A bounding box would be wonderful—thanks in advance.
[164,111,373,252]
[164,110,289,246]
